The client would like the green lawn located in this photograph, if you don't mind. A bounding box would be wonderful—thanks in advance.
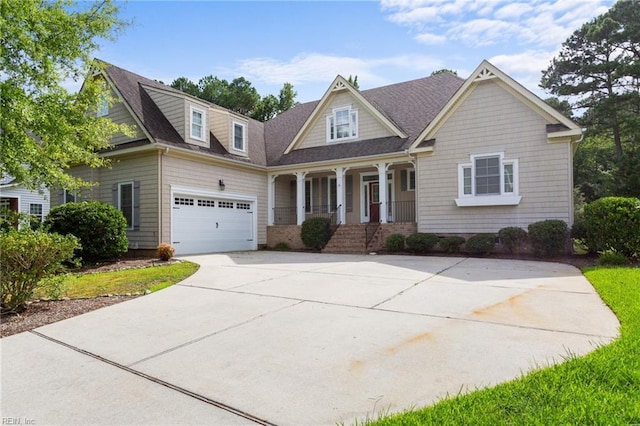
[36,261,199,299]
[365,267,640,425]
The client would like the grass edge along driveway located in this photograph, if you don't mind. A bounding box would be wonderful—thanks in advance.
[360,266,640,426]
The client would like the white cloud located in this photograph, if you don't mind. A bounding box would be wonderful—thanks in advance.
[489,50,559,96]
[494,3,534,19]
[415,32,446,45]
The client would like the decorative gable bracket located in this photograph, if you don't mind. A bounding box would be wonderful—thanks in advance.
[474,67,496,82]
[331,80,348,92]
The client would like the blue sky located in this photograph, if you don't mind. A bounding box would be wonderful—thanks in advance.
[93,0,614,103]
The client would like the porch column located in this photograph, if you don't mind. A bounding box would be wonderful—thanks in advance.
[267,174,277,226]
[333,167,348,224]
[295,171,307,225]
[376,162,389,224]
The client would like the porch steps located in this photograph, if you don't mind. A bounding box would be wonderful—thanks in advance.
[322,224,368,253]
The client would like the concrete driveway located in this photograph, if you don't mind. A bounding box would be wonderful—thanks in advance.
[1,252,619,425]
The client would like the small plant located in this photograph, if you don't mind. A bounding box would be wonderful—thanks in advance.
[498,227,528,254]
[273,242,290,251]
[385,233,405,252]
[465,234,496,256]
[301,217,331,250]
[45,201,128,262]
[439,236,465,253]
[596,250,630,266]
[528,219,569,258]
[39,274,73,300]
[405,233,439,253]
[157,242,175,261]
[1,229,79,313]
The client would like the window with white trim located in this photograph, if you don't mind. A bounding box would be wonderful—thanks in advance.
[190,106,206,141]
[29,203,43,223]
[456,153,520,207]
[232,121,246,151]
[327,106,357,142]
[407,169,416,191]
[305,179,313,213]
[118,182,134,230]
[63,189,77,203]
[97,95,109,117]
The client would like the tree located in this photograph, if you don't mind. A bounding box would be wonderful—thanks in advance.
[541,0,640,161]
[544,97,574,120]
[431,69,458,76]
[171,74,297,121]
[347,75,359,89]
[0,0,129,191]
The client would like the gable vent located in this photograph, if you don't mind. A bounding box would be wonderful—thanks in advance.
[331,80,348,92]
[474,67,496,81]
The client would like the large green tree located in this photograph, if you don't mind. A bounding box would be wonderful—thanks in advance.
[0,0,129,191]
[170,75,297,122]
[541,0,640,199]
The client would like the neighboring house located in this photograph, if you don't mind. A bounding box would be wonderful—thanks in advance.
[54,59,582,255]
[0,174,50,228]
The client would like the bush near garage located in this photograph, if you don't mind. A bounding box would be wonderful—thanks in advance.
[465,234,497,256]
[583,197,640,258]
[1,229,79,313]
[498,227,528,254]
[439,236,466,254]
[301,217,331,250]
[405,233,439,253]
[45,201,128,262]
[157,243,175,261]
[385,233,406,252]
[528,219,569,258]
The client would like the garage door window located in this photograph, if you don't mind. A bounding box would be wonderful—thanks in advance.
[198,199,215,207]
[237,202,250,210]
[175,197,194,206]
[219,201,234,208]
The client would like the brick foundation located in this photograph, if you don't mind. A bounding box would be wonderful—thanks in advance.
[368,222,417,252]
[267,225,305,250]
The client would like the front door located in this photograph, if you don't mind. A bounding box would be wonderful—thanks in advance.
[369,182,380,223]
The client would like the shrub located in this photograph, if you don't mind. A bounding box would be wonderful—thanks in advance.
[596,250,630,266]
[528,219,569,258]
[570,219,587,240]
[465,234,496,255]
[439,236,465,253]
[498,227,528,254]
[405,233,439,253]
[45,201,128,262]
[273,242,290,251]
[157,243,175,261]
[583,197,640,258]
[301,217,331,250]
[1,229,79,313]
[385,233,405,252]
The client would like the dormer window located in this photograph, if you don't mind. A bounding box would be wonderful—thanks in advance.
[190,106,206,141]
[327,106,357,142]
[97,95,108,117]
[233,121,246,151]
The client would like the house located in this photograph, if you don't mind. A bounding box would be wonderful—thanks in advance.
[0,174,50,228]
[53,59,582,255]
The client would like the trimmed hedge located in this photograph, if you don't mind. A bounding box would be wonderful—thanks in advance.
[301,217,331,250]
[583,197,640,257]
[465,234,496,255]
[439,236,465,253]
[45,201,128,262]
[528,219,569,258]
[405,233,439,253]
[385,233,405,252]
[498,227,528,254]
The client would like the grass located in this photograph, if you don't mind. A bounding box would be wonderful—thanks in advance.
[36,261,199,299]
[364,266,640,425]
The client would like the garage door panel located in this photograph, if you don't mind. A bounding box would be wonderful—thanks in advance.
[172,195,254,255]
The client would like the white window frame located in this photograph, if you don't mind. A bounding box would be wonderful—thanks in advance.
[326,106,358,143]
[190,106,206,141]
[232,121,246,152]
[29,203,43,222]
[63,189,77,203]
[118,182,135,230]
[97,95,109,117]
[455,152,521,207]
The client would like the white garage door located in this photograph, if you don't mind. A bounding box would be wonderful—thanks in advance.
[172,194,254,255]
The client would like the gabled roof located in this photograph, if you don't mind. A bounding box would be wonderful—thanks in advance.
[409,60,582,151]
[98,60,268,166]
[265,73,464,166]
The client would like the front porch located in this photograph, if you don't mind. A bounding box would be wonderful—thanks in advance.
[268,163,417,227]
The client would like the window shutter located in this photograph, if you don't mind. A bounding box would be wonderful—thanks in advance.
[312,178,320,212]
[321,177,328,212]
[133,181,141,230]
[346,175,353,212]
[112,184,118,206]
[58,189,65,205]
[400,170,407,191]
[289,180,296,212]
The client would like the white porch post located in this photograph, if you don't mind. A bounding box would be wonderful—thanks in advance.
[333,167,348,224]
[376,163,389,224]
[295,171,307,225]
[267,174,277,226]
